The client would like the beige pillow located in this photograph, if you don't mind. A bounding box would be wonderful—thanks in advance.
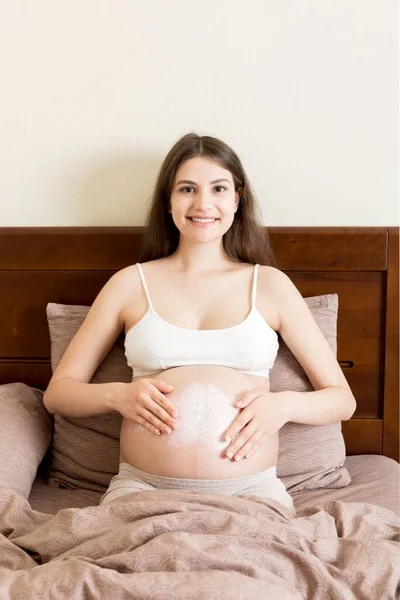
[46,294,350,493]
[0,383,52,498]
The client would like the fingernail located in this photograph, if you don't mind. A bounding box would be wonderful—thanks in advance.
[235,455,242,461]
[237,401,243,407]
[227,452,233,459]
[225,436,232,443]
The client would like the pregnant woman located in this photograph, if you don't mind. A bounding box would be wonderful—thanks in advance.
[43,133,356,516]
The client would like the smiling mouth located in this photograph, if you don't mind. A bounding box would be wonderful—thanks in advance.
[187,217,219,222]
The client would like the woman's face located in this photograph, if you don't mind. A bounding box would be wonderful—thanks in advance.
[168,156,240,242]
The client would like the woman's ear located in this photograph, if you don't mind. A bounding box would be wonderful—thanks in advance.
[234,187,243,211]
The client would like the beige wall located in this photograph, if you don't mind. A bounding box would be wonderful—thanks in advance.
[0,1,398,226]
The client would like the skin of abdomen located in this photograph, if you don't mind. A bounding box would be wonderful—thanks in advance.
[119,365,279,479]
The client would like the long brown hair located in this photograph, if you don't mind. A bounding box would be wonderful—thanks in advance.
[139,133,277,267]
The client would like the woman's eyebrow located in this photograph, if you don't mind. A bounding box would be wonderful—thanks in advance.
[175,178,230,186]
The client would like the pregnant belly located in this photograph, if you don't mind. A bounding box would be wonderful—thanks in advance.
[119,365,279,479]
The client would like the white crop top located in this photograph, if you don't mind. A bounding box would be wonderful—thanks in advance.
[124,263,279,379]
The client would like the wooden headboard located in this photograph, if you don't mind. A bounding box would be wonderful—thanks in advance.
[0,227,398,461]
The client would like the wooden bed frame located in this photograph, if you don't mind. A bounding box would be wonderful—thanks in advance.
[0,226,398,461]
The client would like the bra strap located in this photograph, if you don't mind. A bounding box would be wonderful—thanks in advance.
[251,264,259,308]
[135,263,153,309]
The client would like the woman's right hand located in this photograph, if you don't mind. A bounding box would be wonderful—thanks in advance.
[114,378,179,435]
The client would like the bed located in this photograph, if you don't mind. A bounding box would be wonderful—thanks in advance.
[0,226,399,599]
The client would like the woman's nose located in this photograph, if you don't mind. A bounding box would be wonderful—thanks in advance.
[193,191,212,209]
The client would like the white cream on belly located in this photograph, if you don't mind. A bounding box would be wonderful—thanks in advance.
[135,381,239,453]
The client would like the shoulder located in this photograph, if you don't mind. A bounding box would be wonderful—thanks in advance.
[259,265,297,293]
[257,265,295,294]
[257,266,301,330]
[105,264,140,293]
[97,264,149,311]
[105,259,167,301]
[106,258,163,286]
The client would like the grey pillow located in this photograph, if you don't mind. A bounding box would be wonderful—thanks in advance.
[0,383,52,498]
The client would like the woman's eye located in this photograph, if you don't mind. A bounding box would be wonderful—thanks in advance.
[179,186,227,193]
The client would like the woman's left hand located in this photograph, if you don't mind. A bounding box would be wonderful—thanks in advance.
[223,390,289,461]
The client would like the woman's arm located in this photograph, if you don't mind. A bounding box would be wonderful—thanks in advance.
[222,268,357,459]
[43,378,124,418]
[270,266,357,424]
[43,268,134,418]
[277,386,356,426]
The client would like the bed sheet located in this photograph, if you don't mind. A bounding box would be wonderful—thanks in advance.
[292,454,399,515]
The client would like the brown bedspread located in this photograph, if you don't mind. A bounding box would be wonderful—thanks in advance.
[0,488,399,600]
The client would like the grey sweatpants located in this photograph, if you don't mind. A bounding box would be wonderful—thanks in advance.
[100,462,296,515]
